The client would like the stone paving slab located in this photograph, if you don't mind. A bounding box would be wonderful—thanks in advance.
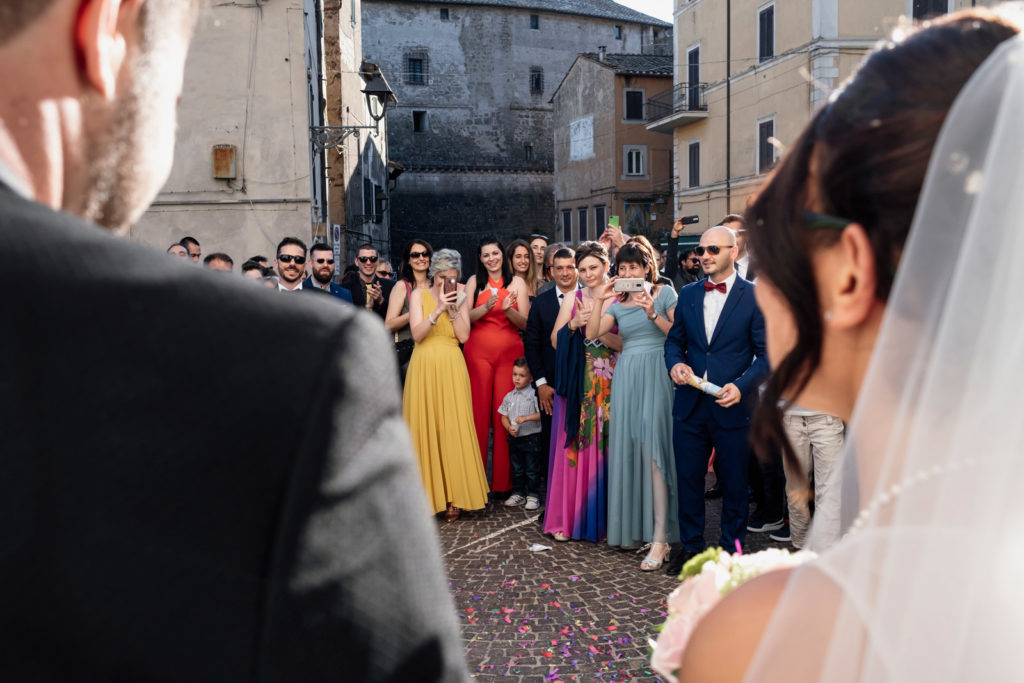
[439,495,788,681]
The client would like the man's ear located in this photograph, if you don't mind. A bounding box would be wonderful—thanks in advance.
[74,0,140,99]
[822,223,878,329]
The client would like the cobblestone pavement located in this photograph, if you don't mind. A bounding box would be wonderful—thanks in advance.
[437,491,789,682]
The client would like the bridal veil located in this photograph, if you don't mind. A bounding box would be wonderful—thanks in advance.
[746,10,1024,682]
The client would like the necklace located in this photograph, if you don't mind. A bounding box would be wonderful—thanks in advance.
[843,456,975,537]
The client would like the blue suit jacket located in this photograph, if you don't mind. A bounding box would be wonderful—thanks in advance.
[663,276,768,429]
[524,287,563,387]
[303,277,353,304]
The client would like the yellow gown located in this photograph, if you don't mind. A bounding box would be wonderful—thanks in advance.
[403,291,490,513]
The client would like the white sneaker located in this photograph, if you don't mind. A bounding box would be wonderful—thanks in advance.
[503,494,526,507]
[525,496,540,511]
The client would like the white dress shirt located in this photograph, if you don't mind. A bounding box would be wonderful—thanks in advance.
[736,254,750,280]
[703,270,737,343]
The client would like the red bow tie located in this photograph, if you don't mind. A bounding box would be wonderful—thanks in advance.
[704,281,727,293]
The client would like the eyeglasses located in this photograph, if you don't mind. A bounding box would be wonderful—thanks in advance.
[408,250,430,259]
[694,245,734,257]
[277,254,306,265]
[803,210,850,229]
[357,255,379,264]
[377,270,394,278]
[688,257,701,264]
[315,258,334,265]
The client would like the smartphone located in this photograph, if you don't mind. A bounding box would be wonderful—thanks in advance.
[612,277,646,293]
[443,277,457,296]
[609,215,620,228]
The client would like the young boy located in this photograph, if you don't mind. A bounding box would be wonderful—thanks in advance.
[499,358,543,510]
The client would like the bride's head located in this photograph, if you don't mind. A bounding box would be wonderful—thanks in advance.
[747,9,1019,458]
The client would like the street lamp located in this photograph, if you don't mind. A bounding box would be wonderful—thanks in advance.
[311,71,398,151]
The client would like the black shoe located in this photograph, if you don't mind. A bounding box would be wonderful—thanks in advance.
[747,516,785,533]
[704,484,722,499]
[769,522,791,543]
[664,548,699,577]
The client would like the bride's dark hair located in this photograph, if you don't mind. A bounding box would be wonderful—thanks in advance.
[747,10,1019,479]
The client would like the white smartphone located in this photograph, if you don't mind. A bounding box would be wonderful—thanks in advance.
[613,278,647,293]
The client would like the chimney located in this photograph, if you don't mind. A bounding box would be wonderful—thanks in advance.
[598,46,606,62]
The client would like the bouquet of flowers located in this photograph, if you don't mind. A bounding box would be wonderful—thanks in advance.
[650,547,817,683]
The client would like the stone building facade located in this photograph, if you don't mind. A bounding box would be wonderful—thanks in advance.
[134,0,395,269]
[552,52,674,245]
[362,0,671,261]
[650,0,996,236]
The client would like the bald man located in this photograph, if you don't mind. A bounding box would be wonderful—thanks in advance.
[663,225,768,574]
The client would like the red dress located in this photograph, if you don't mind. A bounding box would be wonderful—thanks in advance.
[463,276,524,492]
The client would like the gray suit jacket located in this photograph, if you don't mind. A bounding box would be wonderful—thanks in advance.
[0,183,467,682]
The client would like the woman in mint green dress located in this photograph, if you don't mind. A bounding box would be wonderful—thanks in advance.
[585,242,679,571]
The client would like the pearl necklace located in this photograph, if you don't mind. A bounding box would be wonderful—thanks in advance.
[843,456,976,537]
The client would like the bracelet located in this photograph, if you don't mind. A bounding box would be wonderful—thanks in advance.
[429,314,438,326]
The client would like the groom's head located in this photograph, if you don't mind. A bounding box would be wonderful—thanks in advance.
[0,0,202,230]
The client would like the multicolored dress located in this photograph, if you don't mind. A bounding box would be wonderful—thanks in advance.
[543,292,618,542]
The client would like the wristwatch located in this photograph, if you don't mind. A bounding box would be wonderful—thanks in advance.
[648,312,659,322]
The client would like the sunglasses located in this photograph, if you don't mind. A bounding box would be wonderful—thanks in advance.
[694,245,734,257]
[408,250,430,259]
[803,210,850,229]
[315,258,334,265]
[688,257,701,264]
[377,270,394,277]
[277,254,306,265]
[357,255,379,264]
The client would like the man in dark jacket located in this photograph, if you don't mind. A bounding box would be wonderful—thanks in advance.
[0,1,465,680]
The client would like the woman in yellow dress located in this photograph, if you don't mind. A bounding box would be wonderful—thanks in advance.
[404,249,490,521]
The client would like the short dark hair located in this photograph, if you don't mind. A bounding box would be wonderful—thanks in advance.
[614,243,655,283]
[310,242,333,257]
[203,253,234,267]
[247,255,269,265]
[552,247,576,262]
[513,357,530,370]
[720,214,745,227]
[276,237,307,255]
[241,260,265,275]
[179,236,200,250]
[679,248,696,265]
[355,242,376,254]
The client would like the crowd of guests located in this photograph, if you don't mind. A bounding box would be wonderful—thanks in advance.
[388,223,846,572]
[165,227,845,565]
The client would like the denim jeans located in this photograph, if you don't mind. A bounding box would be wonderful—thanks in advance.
[508,432,542,497]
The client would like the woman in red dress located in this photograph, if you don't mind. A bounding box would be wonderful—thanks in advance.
[463,236,532,494]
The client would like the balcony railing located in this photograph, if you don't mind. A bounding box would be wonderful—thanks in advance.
[646,82,709,131]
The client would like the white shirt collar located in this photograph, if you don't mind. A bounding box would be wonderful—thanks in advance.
[709,269,738,294]
[0,155,33,200]
[279,281,303,291]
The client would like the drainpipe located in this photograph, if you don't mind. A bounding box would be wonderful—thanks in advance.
[725,0,732,208]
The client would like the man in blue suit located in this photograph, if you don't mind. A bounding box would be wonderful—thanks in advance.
[663,225,768,574]
[303,243,353,303]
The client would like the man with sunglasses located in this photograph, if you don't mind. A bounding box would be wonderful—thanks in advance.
[344,243,394,318]
[275,237,310,291]
[665,218,700,291]
[304,242,353,303]
[663,225,768,575]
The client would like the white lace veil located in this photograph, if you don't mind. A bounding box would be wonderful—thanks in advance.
[745,14,1024,683]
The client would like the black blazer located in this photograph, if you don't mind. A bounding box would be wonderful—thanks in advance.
[524,286,563,386]
[343,276,394,318]
[0,184,466,682]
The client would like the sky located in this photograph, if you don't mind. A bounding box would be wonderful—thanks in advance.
[616,0,674,24]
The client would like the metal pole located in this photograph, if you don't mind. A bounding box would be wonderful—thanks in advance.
[726,0,732,209]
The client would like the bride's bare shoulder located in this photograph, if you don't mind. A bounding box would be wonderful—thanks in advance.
[678,568,791,682]
[680,562,843,682]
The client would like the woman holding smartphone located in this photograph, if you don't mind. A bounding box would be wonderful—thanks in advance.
[545,241,621,543]
[404,249,489,522]
[585,242,679,570]
[464,235,531,494]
